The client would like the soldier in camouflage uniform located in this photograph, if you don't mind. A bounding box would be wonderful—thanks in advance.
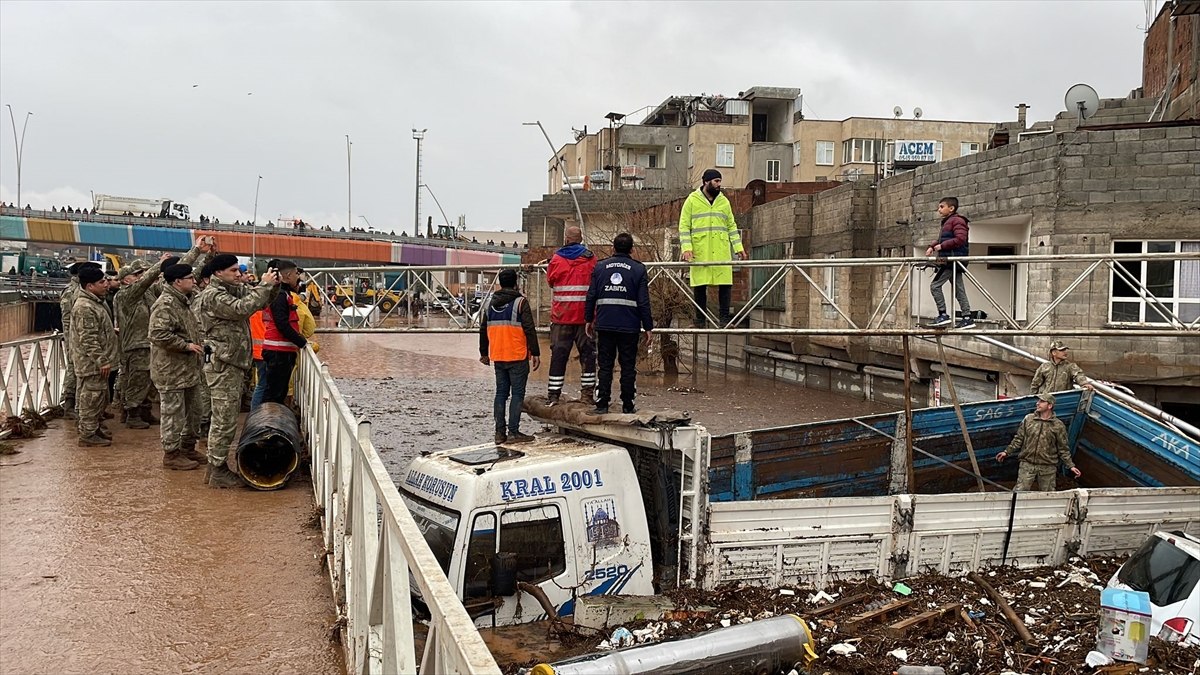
[196,254,280,488]
[1029,340,1092,395]
[69,266,119,447]
[996,393,1081,491]
[114,257,166,428]
[58,261,96,419]
[193,263,215,434]
[149,264,207,470]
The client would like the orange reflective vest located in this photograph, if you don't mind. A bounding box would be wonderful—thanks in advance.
[250,312,265,360]
[261,292,301,353]
[486,296,529,362]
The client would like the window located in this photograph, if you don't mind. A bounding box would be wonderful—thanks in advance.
[821,254,838,302]
[765,159,780,182]
[1110,240,1200,324]
[751,243,786,310]
[841,138,885,164]
[463,512,496,601]
[716,143,735,167]
[500,505,566,583]
[793,141,802,166]
[647,153,658,169]
[401,493,461,575]
[1117,533,1200,607]
[688,143,695,168]
[816,140,835,166]
[961,142,981,156]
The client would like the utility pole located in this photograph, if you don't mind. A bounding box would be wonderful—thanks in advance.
[5,105,32,207]
[413,128,426,237]
[252,175,262,264]
[523,121,585,230]
[346,135,353,230]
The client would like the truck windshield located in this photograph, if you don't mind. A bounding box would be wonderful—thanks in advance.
[400,493,461,574]
[1118,534,1200,607]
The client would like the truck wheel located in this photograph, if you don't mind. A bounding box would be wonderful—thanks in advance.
[380,300,394,312]
[341,298,353,309]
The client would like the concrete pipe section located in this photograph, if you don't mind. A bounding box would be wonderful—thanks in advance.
[237,402,302,490]
[531,614,817,675]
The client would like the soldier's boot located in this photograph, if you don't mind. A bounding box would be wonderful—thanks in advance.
[78,433,111,447]
[163,451,200,471]
[181,442,205,463]
[62,398,77,420]
[96,425,113,440]
[125,407,149,429]
[101,409,115,420]
[546,391,561,406]
[580,386,595,404]
[139,403,159,425]
[206,463,244,489]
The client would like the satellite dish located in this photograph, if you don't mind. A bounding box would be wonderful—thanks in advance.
[1064,83,1100,124]
[913,107,923,119]
[893,106,903,118]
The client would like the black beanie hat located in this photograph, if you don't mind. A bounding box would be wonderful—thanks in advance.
[79,266,105,285]
[210,254,239,272]
[164,264,193,283]
[702,168,722,183]
[162,256,181,269]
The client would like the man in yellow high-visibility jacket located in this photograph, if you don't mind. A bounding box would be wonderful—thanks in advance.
[679,168,746,327]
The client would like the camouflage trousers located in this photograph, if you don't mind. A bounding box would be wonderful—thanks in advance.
[62,339,77,403]
[159,386,201,453]
[205,363,247,466]
[196,373,211,423]
[76,375,107,437]
[1015,462,1058,491]
[121,348,154,411]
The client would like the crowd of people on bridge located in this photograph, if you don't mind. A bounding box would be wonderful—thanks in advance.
[59,236,320,488]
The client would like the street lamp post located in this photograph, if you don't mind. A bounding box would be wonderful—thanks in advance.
[346,135,352,231]
[523,121,584,230]
[5,106,32,207]
[412,128,426,237]
[252,175,263,264]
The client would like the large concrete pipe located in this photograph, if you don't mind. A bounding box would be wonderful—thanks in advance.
[236,402,302,490]
[530,614,817,675]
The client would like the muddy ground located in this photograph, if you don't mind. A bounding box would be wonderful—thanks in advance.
[500,556,1199,675]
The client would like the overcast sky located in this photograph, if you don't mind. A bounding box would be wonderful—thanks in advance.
[0,1,1151,234]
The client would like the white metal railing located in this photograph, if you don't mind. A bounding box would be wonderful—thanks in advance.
[1,334,65,425]
[294,347,501,675]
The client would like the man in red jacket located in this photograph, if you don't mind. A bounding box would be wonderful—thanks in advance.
[546,225,597,404]
[924,196,974,329]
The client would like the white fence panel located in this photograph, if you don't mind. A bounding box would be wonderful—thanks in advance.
[1,334,64,423]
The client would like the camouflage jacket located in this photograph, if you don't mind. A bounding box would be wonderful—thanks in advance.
[113,259,167,353]
[68,289,119,378]
[1004,413,1075,469]
[147,244,208,302]
[59,279,80,334]
[196,278,277,372]
[1029,360,1088,395]
[148,285,203,390]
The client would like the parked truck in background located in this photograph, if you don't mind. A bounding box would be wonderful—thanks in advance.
[93,194,190,221]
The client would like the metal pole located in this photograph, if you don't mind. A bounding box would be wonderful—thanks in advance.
[346,135,352,230]
[252,175,262,265]
[902,335,914,489]
[935,336,986,492]
[523,121,585,231]
[5,106,32,207]
[413,129,426,237]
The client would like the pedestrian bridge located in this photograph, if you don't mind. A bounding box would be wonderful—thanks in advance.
[0,334,501,673]
[0,206,524,266]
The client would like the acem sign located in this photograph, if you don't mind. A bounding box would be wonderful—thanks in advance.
[894,140,938,164]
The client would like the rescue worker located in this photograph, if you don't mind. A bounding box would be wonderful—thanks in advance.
[996,393,1081,491]
[545,225,597,405]
[678,169,746,327]
[113,256,170,429]
[1030,340,1092,395]
[479,269,540,445]
[148,264,205,470]
[585,232,653,415]
[248,308,267,409]
[196,254,280,488]
[69,265,119,447]
[260,259,307,405]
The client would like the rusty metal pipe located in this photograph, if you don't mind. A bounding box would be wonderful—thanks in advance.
[530,614,816,675]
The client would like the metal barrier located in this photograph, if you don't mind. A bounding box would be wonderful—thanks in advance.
[294,347,501,675]
[1,334,64,424]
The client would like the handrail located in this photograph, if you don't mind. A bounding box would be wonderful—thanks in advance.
[0,333,64,427]
[294,347,501,674]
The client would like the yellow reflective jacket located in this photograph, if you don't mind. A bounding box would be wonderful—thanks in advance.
[678,188,744,286]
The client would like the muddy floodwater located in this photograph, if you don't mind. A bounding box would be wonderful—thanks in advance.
[317,332,894,479]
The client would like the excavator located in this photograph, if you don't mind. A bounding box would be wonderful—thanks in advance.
[328,276,405,313]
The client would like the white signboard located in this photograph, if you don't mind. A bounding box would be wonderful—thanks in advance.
[894,140,938,163]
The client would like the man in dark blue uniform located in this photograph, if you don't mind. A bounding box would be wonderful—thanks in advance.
[585,233,653,415]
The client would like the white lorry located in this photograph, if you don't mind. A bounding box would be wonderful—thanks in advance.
[399,391,1200,630]
[93,193,190,221]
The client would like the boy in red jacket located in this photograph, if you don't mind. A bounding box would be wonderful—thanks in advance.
[924,196,974,328]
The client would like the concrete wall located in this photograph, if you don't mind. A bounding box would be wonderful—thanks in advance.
[748,143,794,183]
[1143,2,1199,120]
[687,122,752,187]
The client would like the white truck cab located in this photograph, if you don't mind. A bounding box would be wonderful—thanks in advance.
[399,434,655,627]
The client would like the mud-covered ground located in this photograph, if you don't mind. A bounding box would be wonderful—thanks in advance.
[501,556,1200,675]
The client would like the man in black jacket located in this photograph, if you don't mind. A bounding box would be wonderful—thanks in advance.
[261,259,307,404]
[585,233,653,415]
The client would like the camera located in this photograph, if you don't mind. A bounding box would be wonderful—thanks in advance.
[203,344,213,364]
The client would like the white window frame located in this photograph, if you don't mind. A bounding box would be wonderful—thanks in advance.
[765,159,781,182]
[961,142,981,156]
[841,138,885,164]
[821,254,837,303]
[816,140,835,166]
[716,143,735,168]
[1109,240,1200,325]
[688,143,695,168]
[793,141,802,166]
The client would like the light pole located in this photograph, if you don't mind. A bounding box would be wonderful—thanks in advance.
[412,128,426,236]
[523,121,584,230]
[346,135,352,231]
[252,175,263,264]
[5,106,32,207]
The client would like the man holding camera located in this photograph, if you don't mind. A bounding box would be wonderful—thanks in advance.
[196,254,280,488]
[149,264,206,470]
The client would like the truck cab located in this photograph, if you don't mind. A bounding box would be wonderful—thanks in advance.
[399,435,655,627]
